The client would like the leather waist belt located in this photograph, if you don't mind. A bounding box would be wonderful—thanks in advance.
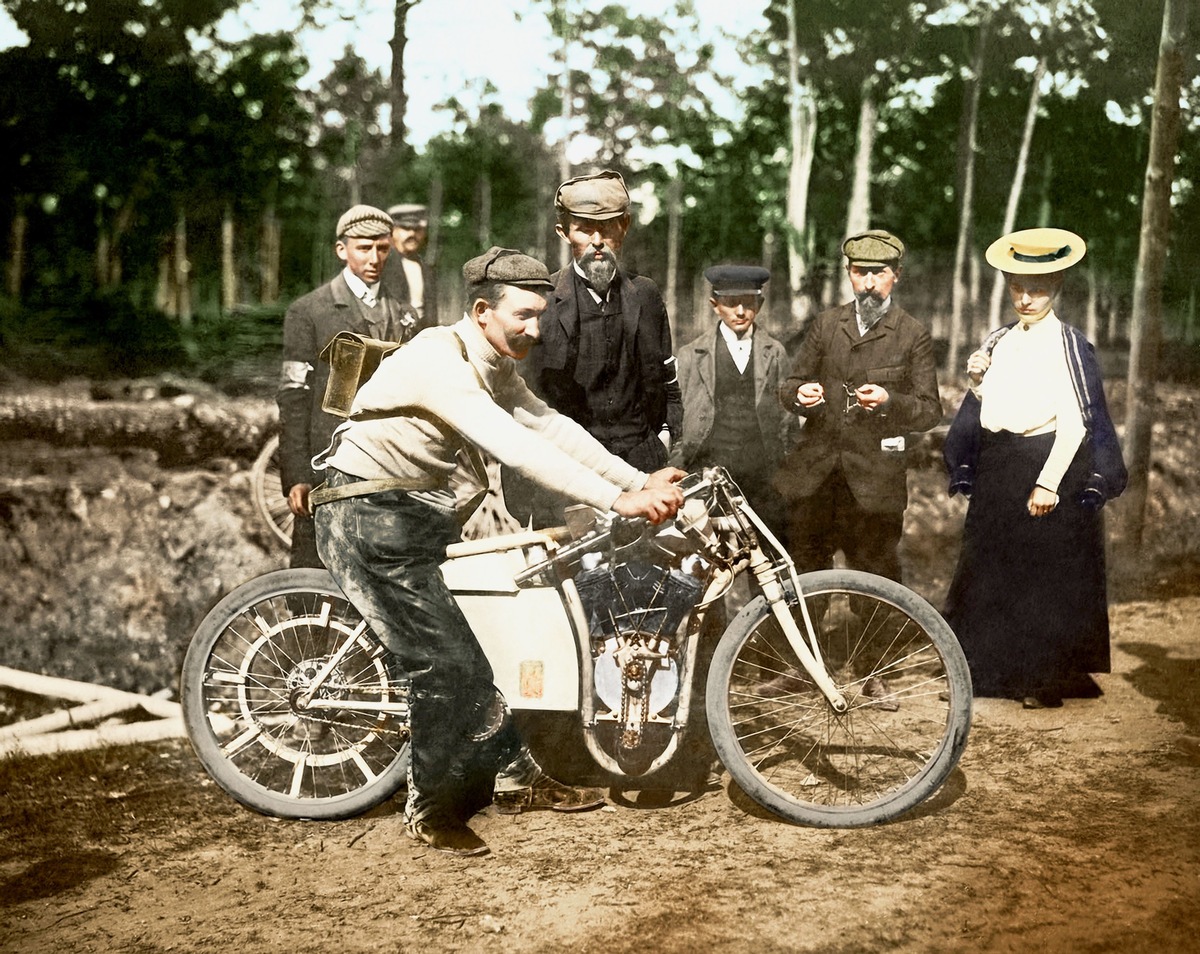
[309,477,429,507]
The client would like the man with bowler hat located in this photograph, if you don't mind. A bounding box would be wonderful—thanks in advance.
[382,202,438,327]
[276,204,420,568]
[674,265,797,544]
[311,247,685,856]
[774,230,942,583]
[511,170,682,526]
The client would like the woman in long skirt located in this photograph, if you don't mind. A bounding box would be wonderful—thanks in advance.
[943,228,1127,709]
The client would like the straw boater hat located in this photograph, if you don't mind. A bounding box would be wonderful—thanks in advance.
[985,227,1087,274]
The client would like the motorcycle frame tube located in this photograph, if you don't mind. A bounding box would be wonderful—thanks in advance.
[736,495,849,713]
[558,575,626,776]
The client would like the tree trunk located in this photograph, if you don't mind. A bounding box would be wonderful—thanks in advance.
[388,0,419,149]
[477,174,492,249]
[985,54,1047,330]
[665,174,682,330]
[1123,0,1189,548]
[221,205,236,313]
[1086,261,1100,343]
[786,0,818,327]
[556,0,574,272]
[839,74,878,305]
[174,214,191,327]
[260,203,280,305]
[5,204,26,300]
[95,207,112,290]
[947,14,989,378]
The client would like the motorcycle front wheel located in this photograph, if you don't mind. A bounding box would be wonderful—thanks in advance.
[706,569,971,828]
[181,569,410,820]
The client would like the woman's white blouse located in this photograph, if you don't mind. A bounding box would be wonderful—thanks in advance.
[975,312,1086,494]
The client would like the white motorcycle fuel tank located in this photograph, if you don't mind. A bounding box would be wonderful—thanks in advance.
[440,536,580,711]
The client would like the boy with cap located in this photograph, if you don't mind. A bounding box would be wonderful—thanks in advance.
[276,204,422,568]
[311,247,685,856]
[382,202,438,326]
[511,170,682,526]
[674,265,796,543]
[774,230,942,584]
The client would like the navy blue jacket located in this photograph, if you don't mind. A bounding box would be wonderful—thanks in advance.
[944,319,1127,508]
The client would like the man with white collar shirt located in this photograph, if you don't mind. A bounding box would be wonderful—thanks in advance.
[774,230,942,584]
[382,202,438,327]
[276,204,420,568]
[674,265,796,544]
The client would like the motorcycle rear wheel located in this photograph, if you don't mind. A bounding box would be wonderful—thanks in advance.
[706,569,971,828]
[181,569,410,820]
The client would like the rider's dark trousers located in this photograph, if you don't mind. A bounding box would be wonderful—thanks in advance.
[314,469,523,824]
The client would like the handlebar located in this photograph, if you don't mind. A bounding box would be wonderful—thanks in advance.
[512,468,729,588]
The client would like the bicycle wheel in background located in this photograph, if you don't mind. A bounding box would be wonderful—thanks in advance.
[251,433,293,549]
[706,569,971,828]
[181,569,410,820]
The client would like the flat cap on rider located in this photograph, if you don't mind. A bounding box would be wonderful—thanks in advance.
[705,264,770,298]
[842,230,905,268]
[336,204,393,240]
[462,246,555,292]
[554,170,630,221]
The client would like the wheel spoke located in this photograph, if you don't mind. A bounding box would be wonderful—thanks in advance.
[709,570,971,826]
[183,571,410,818]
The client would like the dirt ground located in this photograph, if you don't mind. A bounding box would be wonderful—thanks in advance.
[1,380,1199,952]
[1,597,1197,953]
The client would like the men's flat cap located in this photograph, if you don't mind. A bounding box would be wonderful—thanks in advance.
[336,204,393,239]
[462,246,554,291]
[706,264,770,296]
[842,230,905,267]
[554,170,630,221]
[388,203,428,226]
[985,227,1086,274]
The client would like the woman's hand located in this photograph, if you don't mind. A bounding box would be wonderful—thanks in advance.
[1027,485,1058,518]
[966,350,991,385]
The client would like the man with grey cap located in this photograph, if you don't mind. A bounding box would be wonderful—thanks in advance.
[774,230,941,584]
[511,169,682,526]
[276,204,421,568]
[311,246,685,856]
[381,202,438,327]
[674,264,796,543]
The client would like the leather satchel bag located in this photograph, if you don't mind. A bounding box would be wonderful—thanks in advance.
[318,331,401,418]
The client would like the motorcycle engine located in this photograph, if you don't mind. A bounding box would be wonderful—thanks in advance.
[574,552,705,750]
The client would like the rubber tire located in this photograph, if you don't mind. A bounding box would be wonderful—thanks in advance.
[251,433,293,549]
[706,569,972,828]
[181,568,410,820]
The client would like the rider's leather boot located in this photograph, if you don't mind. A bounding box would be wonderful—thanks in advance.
[405,816,490,856]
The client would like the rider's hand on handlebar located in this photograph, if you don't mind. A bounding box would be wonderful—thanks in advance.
[614,485,684,525]
[644,466,687,489]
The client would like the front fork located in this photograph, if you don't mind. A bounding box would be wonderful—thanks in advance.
[748,552,847,712]
[739,506,850,714]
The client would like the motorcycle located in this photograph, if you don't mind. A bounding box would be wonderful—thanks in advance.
[181,467,971,829]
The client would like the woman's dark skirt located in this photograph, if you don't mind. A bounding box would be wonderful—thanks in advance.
[944,430,1111,699]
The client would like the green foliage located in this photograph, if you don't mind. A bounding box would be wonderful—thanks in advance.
[0,290,188,381]
[1,0,1198,366]
[183,305,286,395]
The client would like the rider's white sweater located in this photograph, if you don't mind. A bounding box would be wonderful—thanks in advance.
[320,315,646,512]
